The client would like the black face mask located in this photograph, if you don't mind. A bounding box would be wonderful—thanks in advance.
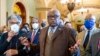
[23,26,29,32]
[41,22,46,27]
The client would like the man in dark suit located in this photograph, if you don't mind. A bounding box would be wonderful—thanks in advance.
[28,18,40,56]
[86,31,100,56]
[39,9,76,56]
[76,14,100,56]
[64,21,77,41]
[64,22,80,56]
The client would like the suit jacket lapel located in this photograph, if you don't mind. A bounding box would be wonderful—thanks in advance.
[41,27,49,54]
[82,31,90,49]
[51,27,62,41]
[42,27,49,43]
[82,31,86,44]
[33,29,40,43]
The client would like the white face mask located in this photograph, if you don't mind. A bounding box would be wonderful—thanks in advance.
[10,24,20,33]
[32,23,39,30]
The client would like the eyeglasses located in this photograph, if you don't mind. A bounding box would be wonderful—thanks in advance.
[10,22,20,25]
[47,15,59,18]
[32,22,38,24]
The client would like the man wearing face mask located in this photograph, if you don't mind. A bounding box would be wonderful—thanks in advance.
[76,14,100,56]
[41,21,46,29]
[0,14,34,56]
[20,23,30,33]
[28,18,40,56]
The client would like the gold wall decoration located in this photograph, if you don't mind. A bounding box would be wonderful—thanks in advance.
[13,4,21,15]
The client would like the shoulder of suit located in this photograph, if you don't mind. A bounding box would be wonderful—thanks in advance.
[2,32,8,36]
[60,26,74,33]
[90,30,100,43]
[93,30,100,35]
[0,32,8,39]
[41,26,48,30]
[92,28,100,34]
[40,27,48,32]
[95,28,100,31]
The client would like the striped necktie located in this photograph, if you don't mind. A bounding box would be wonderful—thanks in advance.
[31,31,35,43]
[49,28,54,39]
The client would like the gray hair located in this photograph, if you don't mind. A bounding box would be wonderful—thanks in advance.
[32,17,39,23]
[8,14,22,25]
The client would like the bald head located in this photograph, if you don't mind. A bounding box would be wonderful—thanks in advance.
[47,9,60,18]
[85,14,96,22]
[84,14,96,30]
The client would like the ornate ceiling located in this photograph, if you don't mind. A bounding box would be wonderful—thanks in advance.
[35,0,100,19]
[36,0,100,9]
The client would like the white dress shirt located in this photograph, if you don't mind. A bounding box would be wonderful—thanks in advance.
[83,27,97,44]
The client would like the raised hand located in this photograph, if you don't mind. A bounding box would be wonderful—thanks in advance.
[4,49,18,56]
[19,37,30,47]
[7,31,15,42]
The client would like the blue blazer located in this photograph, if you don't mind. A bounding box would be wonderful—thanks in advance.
[28,29,40,45]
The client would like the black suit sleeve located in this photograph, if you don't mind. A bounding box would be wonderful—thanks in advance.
[17,46,27,56]
[70,29,77,43]
[17,44,37,56]
[0,33,10,54]
[67,28,76,47]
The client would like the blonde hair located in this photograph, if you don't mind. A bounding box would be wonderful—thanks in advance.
[1,25,8,33]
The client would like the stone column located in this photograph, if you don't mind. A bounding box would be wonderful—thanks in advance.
[0,0,6,26]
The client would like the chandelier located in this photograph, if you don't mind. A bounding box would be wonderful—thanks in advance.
[60,0,81,12]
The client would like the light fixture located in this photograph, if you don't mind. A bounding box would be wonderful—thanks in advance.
[77,7,87,12]
[60,0,81,12]
[75,0,87,13]
[60,0,81,21]
[75,0,81,3]
[60,0,81,4]
[60,0,69,4]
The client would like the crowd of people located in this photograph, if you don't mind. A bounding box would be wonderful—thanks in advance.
[0,9,100,56]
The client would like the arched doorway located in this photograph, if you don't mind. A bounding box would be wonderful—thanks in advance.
[13,2,26,25]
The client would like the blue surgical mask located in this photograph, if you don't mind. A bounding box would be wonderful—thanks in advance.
[84,19,95,30]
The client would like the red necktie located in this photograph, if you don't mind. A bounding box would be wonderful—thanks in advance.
[98,39,100,50]
[31,31,35,43]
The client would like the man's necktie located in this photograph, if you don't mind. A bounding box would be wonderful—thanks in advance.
[83,30,90,49]
[49,28,54,39]
[98,39,100,50]
[31,31,35,43]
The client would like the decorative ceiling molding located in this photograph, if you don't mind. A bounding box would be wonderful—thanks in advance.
[36,7,51,11]
[35,0,100,19]
[35,0,46,8]
[74,4,100,10]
